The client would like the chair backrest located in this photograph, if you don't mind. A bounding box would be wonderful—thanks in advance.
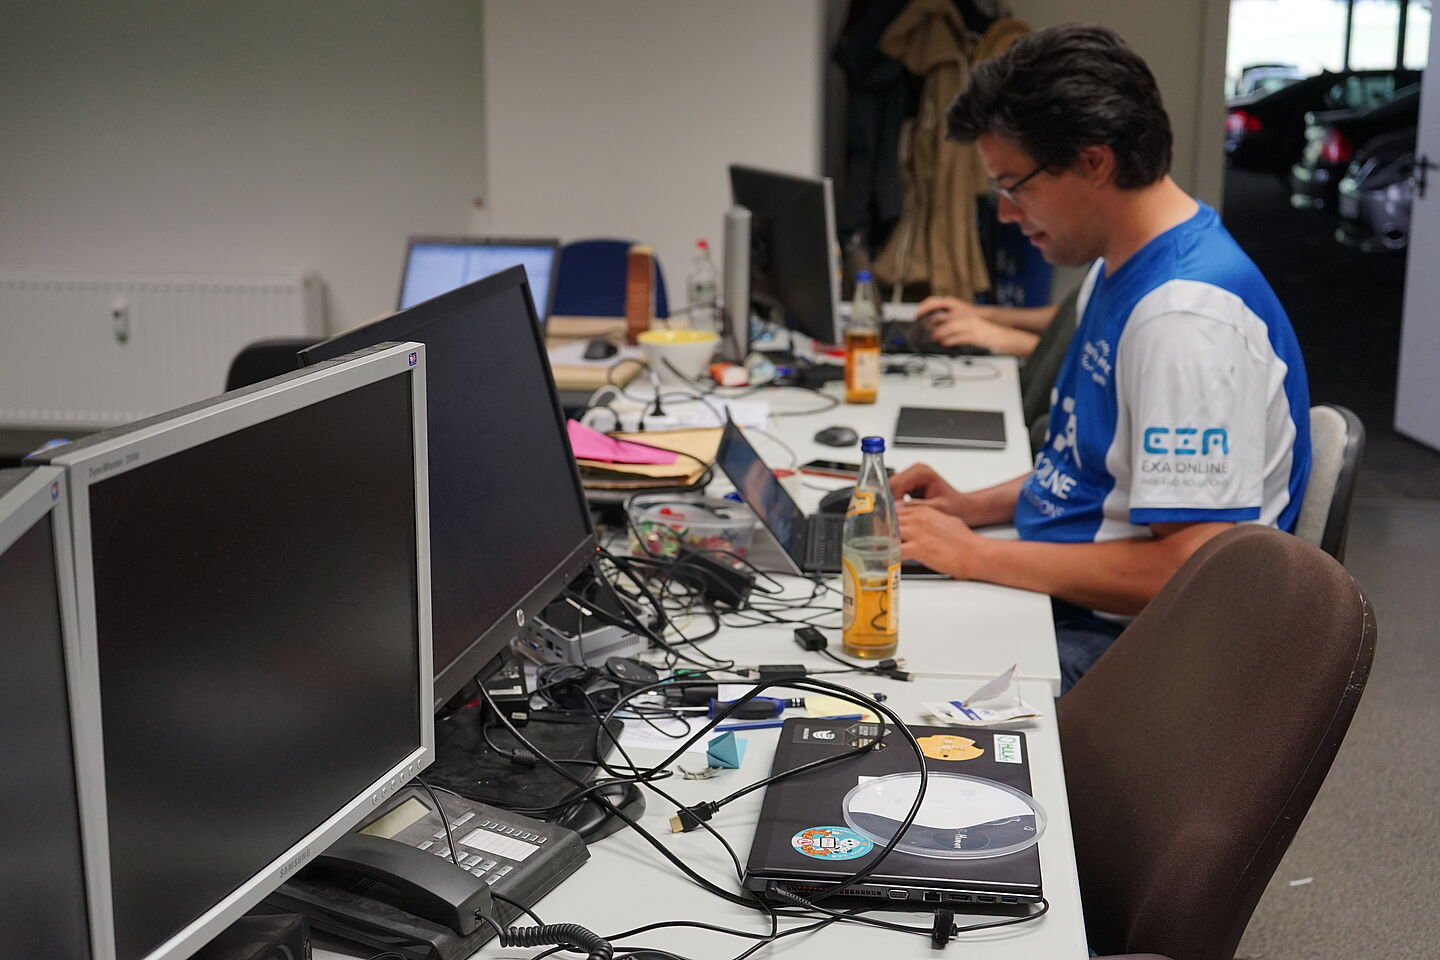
[552,238,669,319]
[1058,525,1375,960]
[224,337,321,392]
[1295,403,1365,562]
[1019,285,1080,430]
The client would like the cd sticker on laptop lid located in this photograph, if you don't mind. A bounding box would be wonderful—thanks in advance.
[792,826,874,861]
[842,772,1046,859]
[915,734,984,761]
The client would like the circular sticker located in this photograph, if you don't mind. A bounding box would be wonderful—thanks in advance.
[915,733,984,761]
[791,825,874,861]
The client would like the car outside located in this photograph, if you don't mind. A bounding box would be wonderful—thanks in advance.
[1234,63,1306,97]
[1226,68,1420,177]
[1290,83,1421,212]
[1336,126,1417,252]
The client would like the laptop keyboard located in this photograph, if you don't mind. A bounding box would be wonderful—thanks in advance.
[809,514,845,567]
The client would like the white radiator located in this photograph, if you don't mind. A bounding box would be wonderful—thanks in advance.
[0,271,325,428]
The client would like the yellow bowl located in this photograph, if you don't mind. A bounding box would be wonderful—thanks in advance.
[637,328,719,383]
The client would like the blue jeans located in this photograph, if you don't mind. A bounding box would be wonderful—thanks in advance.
[1053,599,1126,695]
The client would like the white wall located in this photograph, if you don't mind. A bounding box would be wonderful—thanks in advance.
[0,0,486,333]
[478,0,830,302]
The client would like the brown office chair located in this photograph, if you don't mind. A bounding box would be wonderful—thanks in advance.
[1058,525,1376,960]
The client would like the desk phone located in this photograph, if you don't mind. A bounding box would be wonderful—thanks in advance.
[268,785,588,959]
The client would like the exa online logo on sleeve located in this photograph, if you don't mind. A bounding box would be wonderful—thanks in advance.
[1143,426,1229,456]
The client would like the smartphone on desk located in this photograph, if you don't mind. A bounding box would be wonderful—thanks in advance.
[799,459,896,481]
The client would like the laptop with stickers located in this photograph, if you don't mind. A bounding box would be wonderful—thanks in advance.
[743,718,1043,906]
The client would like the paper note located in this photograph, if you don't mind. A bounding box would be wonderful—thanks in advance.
[567,419,677,465]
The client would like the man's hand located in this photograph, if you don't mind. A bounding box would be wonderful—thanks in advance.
[889,463,969,518]
[915,295,1041,358]
[896,502,985,580]
[915,295,1000,350]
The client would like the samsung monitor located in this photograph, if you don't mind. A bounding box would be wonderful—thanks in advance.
[299,267,596,708]
[398,235,561,322]
[729,164,843,346]
[0,466,105,959]
[36,341,434,960]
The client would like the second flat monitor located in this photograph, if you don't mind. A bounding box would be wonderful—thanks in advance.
[398,235,561,322]
[302,267,596,708]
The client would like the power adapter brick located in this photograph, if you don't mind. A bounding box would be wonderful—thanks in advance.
[673,547,754,608]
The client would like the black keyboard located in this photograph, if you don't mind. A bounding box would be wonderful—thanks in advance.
[881,319,991,357]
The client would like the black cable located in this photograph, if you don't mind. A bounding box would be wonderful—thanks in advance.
[476,686,763,908]
[413,776,459,867]
[492,890,545,926]
[594,676,928,906]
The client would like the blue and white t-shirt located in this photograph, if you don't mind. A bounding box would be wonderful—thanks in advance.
[1016,202,1310,549]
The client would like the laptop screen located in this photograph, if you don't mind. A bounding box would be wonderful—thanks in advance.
[399,237,560,320]
[716,423,807,560]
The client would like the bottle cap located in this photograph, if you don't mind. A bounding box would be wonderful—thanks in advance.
[861,436,885,454]
[696,239,709,250]
[856,269,873,282]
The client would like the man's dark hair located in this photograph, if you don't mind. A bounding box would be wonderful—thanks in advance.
[949,23,1172,189]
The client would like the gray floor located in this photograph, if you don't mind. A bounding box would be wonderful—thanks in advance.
[1235,497,1440,959]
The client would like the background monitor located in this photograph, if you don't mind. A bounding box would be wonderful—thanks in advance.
[38,341,434,960]
[728,164,843,346]
[398,235,561,322]
[300,267,596,708]
[0,466,103,960]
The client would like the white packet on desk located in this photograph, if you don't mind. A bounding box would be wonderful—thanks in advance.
[922,665,1043,727]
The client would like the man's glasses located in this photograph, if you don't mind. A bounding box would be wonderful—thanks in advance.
[986,162,1049,204]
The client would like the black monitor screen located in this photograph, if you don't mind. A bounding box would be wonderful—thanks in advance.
[87,374,421,960]
[0,512,92,959]
[301,268,594,705]
[729,165,839,345]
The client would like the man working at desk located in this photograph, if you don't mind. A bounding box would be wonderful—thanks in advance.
[892,24,1311,692]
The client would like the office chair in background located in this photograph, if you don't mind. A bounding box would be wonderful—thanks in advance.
[552,238,670,319]
[224,337,321,391]
[1058,524,1376,960]
[1295,403,1366,563]
[1017,285,1080,454]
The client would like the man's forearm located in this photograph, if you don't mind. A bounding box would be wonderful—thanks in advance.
[960,474,1027,527]
[967,522,1231,614]
[978,304,1059,334]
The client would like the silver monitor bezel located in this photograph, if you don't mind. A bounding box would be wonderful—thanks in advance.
[46,341,435,960]
[0,466,111,960]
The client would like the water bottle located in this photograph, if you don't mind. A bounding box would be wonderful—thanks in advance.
[841,436,900,658]
[686,239,719,333]
[845,271,881,404]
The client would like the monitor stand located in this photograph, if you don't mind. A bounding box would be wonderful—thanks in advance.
[428,703,622,813]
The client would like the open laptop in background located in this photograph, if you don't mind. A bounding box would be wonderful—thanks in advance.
[398,236,561,322]
[715,421,943,578]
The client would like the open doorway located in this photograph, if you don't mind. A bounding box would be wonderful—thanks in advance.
[1222,0,1440,499]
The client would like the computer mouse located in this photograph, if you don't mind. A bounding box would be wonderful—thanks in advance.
[814,425,859,447]
[583,338,618,360]
[818,486,855,514]
[553,780,646,842]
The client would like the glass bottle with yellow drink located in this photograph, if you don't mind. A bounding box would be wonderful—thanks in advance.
[841,436,900,658]
[844,271,881,404]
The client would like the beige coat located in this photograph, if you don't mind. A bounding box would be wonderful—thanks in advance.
[872,0,990,299]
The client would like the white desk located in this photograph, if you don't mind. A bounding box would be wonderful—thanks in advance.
[711,359,1062,695]
[315,676,1087,960]
[315,356,1087,960]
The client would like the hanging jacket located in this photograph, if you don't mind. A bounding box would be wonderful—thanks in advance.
[872,0,989,299]
[833,0,917,252]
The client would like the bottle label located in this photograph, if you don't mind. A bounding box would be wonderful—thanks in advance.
[841,559,900,636]
[846,491,875,517]
[851,348,880,391]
